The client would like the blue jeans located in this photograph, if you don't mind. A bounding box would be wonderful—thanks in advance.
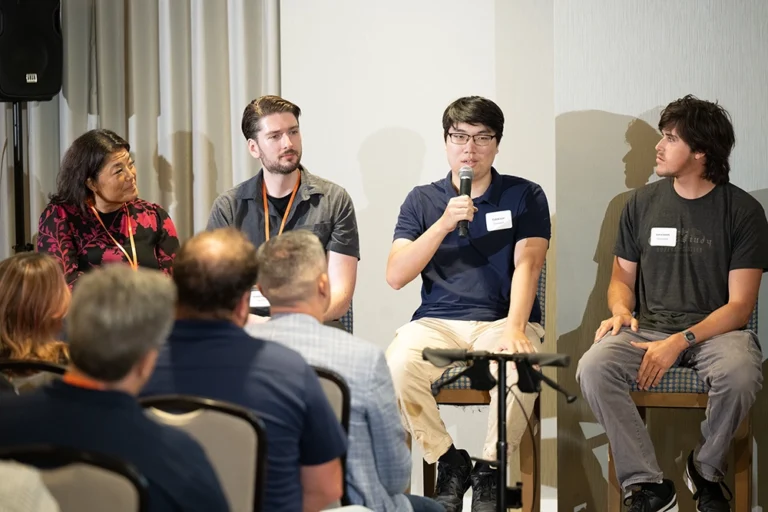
[406,494,445,512]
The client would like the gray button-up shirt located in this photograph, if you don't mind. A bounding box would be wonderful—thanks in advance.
[207,167,360,258]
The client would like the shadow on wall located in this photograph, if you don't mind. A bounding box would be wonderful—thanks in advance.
[356,127,426,347]
[556,109,661,511]
[153,131,219,241]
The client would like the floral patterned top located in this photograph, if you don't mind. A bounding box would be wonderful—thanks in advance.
[37,199,179,288]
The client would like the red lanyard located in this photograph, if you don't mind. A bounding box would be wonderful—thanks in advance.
[90,203,138,270]
[62,372,106,390]
[262,177,300,241]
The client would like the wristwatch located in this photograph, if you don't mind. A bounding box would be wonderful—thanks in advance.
[681,329,696,347]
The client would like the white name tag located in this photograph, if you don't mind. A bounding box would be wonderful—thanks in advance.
[250,288,270,308]
[485,210,513,232]
[650,227,677,247]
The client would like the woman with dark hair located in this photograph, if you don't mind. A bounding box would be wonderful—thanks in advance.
[37,129,179,287]
[0,252,69,365]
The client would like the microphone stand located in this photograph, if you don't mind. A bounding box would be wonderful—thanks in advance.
[425,350,576,511]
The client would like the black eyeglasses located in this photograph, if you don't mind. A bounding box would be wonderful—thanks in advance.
[447,133,497,146]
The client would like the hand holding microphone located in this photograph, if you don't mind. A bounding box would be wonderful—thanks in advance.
[438,166,476,236]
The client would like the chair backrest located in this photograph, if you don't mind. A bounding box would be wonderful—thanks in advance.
[0,373,16,395]
[0,460,59,512]
[0,444,148,512]
[140,395,266,512]
[747,301,759,333]
[0,360,66,395]
[339,301,354,334]
[312,367,351,508]
[312,367,351,433]
[537,260,547,327]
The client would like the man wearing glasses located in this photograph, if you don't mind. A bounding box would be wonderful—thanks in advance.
[385,96,551,511]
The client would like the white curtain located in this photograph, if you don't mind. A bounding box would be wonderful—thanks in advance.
[0,0,280,258]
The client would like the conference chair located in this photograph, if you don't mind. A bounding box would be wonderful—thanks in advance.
[313,366,352,508]
[0,359,66,394]
[140,395,266,512]
[606,305,759,512]
[0,444,149,512]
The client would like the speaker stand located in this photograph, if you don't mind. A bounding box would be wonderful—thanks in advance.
[12,101,33,253]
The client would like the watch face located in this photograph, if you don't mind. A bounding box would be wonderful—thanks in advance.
[684,331,695,342]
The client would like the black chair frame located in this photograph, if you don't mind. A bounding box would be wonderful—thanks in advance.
[0,443,150,512]
[139,394,267,512]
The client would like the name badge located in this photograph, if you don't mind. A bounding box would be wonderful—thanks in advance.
[250,288,270,308]
[650,227,677,247]
[485,210,513,232]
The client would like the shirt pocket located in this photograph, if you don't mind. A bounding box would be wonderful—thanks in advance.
[300,222,332,247]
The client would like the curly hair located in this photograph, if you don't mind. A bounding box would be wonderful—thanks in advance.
[658,94,735,185]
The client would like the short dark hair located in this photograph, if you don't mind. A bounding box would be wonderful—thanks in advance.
[50,129,131,214]
[241,95,302,141]
[173,228,259,316]
[442,96,505,143]
[658,94,735,185]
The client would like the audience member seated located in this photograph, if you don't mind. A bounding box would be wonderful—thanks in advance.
[0,253,70,390]
[247,230,444,512]
[37,129,180,288]
[142,227,347,512]
[0,265,228,512]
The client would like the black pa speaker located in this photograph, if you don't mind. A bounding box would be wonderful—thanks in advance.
[0,0,62,102]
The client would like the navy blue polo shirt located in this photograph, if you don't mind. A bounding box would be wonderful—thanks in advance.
[141,319,348,512]
[0,381,228,512]
[394,169,550,322]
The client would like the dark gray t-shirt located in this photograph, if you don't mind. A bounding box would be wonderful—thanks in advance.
[207,166,360,258]
[615,178,768,333]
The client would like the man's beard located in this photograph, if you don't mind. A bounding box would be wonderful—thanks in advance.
[263,150,302,175]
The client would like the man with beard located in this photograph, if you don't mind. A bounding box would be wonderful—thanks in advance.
[208,95,359,323]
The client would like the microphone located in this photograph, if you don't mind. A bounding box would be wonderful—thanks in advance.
[457,166,474,237]
[422,348,473,367]
[422,348,571,368]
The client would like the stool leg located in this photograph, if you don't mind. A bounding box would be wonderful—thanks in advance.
[423,459,437,497]
[405,432,412,495]
[521,399,540,512]
[608,443,622,512]
[733,415,752,512]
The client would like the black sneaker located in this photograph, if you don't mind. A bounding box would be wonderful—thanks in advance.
[684,451,732,512]
[624,479,678,512]
[470,463,497,512]
[434,449,472,512]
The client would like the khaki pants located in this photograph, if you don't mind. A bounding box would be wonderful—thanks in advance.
[385,317,544,464]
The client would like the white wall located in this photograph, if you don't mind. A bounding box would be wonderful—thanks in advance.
[280,0,557,498]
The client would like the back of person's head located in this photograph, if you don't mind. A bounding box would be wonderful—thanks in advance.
[658,94,735,185]
[443,96,505,143]
[67,265,176,385]
[256,230,329,309]
[0,253,69,365]
[173,228,259,322]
